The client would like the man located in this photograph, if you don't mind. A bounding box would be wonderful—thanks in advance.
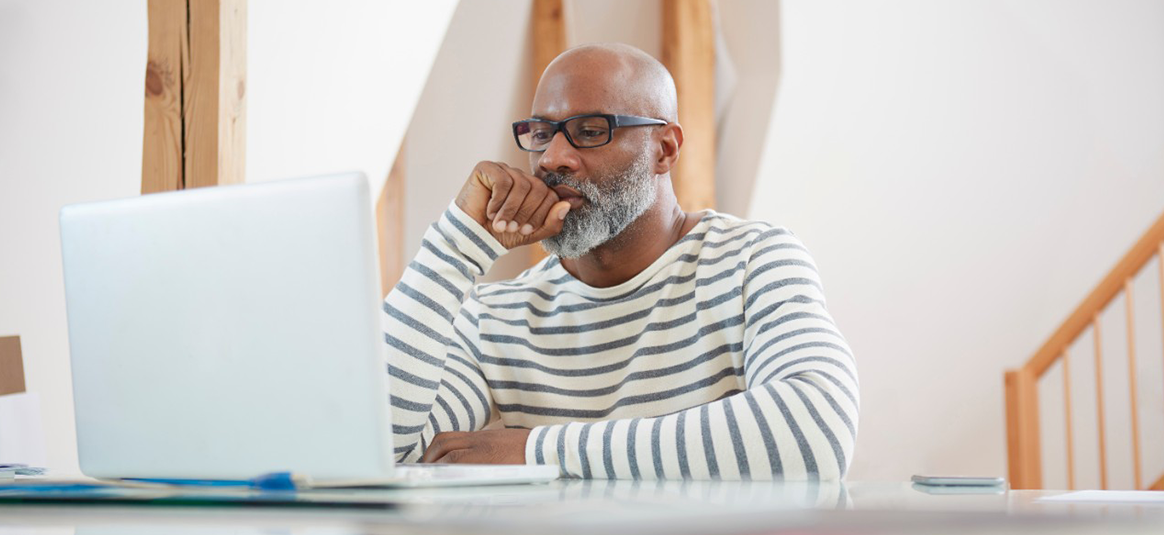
[382,43,857,480]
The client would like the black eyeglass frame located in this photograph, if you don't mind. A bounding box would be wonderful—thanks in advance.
[512,114,668,152]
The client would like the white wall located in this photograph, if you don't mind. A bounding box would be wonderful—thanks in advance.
[715,0,781,216]
[0,0,453,475]
[247,1,455,202]
[402,0,535,279]
[751,0,1164,483]
[0,0,146,475]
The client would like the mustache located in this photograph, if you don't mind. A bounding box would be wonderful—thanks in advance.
[540,172,577,189]
[541,172,593,201]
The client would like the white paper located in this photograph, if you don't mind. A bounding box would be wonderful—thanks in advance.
[0,391,48,467]
[1037,490,1164,504]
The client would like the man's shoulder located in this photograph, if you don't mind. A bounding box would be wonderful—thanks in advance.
[694,210,801,254]
[699,210,774,233]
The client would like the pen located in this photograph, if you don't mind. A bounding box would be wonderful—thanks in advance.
[121,471,309,491]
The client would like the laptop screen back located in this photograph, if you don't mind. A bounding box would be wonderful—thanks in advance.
[59,173,394,480]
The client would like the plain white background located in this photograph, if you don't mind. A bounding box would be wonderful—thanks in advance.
[1,0,1161,485]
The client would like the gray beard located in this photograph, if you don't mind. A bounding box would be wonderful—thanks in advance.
[540,152,657,259]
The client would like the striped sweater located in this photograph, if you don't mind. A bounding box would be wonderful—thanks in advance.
[382,203,858,480]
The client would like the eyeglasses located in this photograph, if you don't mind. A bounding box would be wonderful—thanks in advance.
[512,114,668,152]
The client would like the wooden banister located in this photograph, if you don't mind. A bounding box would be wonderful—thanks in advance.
[1006,207,1164,490]
[1026,211,1164,377]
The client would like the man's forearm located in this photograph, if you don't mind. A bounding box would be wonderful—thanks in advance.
[383,202,506,459]
[525,372,856,480]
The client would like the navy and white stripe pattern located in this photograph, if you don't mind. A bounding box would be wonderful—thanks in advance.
[382,202,858,479]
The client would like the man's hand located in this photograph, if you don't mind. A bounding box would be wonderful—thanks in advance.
[454,161,572,250]
[420,429,532,465]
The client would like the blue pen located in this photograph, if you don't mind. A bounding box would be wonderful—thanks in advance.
[121,471,306,491]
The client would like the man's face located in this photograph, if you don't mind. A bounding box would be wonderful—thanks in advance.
[529,63,659,258]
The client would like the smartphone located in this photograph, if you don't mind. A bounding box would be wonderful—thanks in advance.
[911,475,1006,487]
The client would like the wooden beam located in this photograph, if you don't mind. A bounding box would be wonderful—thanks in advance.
[143,0,246,194]
[1005,368,1042,489]
[662,0,716,212]
[187,0,246,189]
[532,0,566,85]
[377,139,407,298]
[0,336,25,397]
[142,0,188,193]
[528,0,567,266]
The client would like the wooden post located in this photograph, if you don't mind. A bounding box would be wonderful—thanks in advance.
[1005,367,1042,489]
[142,0,246,194]
[377,139,407,298]
[528,0,567,266]
[662,0,716,212]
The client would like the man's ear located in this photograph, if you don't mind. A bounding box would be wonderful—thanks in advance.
[653,123,683,175]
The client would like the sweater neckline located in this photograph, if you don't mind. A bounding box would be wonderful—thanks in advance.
[546,210,717,299]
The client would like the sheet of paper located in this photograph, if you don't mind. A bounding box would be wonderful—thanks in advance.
[1037,490,1164,504]
[0,391,48,468]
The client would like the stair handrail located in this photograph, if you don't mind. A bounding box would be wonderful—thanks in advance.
[1006,207,1164,490]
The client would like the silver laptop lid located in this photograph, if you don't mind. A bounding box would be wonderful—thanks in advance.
[60,173,394,480]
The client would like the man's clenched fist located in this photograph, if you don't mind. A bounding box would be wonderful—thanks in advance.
[454,161,572,250]
[421,429,532,465]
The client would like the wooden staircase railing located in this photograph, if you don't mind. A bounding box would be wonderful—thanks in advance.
[1005,208,1164,490]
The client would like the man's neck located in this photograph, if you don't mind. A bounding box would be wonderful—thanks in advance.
[560,198,699,288]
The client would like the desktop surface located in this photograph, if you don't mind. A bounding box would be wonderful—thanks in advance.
[1,480,1161,535]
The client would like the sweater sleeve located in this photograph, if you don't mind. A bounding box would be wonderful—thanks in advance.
[383,202,504,462]
[524,228,859,480]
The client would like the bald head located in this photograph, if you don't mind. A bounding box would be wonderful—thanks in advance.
[534,43,678,122]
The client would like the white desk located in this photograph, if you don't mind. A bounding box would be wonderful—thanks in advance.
[1,480,1161,535]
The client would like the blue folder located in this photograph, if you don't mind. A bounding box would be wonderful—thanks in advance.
[0,480,398,509]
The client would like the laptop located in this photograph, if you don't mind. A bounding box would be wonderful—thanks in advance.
[59,172,558,488]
